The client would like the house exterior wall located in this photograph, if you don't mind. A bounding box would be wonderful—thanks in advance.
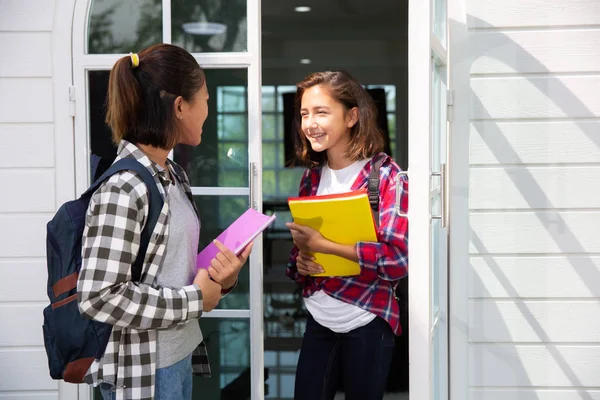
[466,0,600,399]
[0,0,76,398]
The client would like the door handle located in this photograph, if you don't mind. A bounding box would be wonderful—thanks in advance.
[249,162,257,210]
[431,163,447,228]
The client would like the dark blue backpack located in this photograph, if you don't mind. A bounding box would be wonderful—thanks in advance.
[42,158,164,383]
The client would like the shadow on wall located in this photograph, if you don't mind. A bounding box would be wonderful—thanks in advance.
[460,13,600,400]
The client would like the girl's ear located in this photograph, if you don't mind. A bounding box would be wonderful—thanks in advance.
[173,96,184,118]
[346,107,359,128]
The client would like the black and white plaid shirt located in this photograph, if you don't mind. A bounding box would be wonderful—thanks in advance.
[77,140,210,399]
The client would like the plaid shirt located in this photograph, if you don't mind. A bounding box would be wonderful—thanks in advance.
[286,153,409,335]
[78,141,210,400]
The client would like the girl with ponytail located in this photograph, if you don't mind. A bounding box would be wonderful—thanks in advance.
[285,71,409,400]
[78,44,252,400]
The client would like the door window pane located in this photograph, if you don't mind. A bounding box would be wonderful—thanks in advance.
[172,0,247,53]
[431,64,447,171]
[219,86,246,113]
[262,114,277,140]
[175,69,249,187]
[433,0,447,47]
[88,71,116,169]
[263,144,278,169]
[219,115,247,140]
[88,0,162,54]
[262,86,276,113]
[194,196,250,310]
[193,318,251,397]
[431,219,441,322]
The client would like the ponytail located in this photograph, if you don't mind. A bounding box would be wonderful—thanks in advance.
[105,55,141,144]
[104,44,205,150]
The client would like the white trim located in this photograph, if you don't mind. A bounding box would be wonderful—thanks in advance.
[203,309,251,318]
[71,2,264,398]
[448,0,470,399]
[162,0,172,44]
[53,4,77,400]
[71,3,96,398]
[247,0,264,399]
[53,0,76,207]
[74,53,253,70]
[193,53,253,68]
[190,187,250,196]
[431,34,448,67]
[72,0,93,196]
[435,221,449,400]
[409,0,433,399]
[77,55,123,70]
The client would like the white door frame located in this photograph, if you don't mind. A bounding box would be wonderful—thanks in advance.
[70,0,264,398]
[52,0,78,397]
[408,0,452,398]
[447,0,471,399]
[59,0,470,398]
[407,0,434,391]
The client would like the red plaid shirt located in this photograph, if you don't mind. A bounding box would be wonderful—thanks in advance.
[286,153,409,335]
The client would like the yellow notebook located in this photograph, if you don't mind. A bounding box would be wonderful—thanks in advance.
[287,189,377,277]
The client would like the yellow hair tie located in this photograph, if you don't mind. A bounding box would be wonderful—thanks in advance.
[129,52,139,68]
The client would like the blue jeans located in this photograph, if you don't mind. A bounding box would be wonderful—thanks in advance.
[100,353,193,400]
[294,313,395,400]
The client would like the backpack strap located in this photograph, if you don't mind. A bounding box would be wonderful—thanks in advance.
[368,155,386,226]
[83,158,164,282]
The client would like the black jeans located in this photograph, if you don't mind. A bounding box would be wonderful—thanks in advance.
[294,313,396,400]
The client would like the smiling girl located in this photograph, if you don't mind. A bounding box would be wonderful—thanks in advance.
[285,71,409,400]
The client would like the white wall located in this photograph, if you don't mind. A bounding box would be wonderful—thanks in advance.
[0,0,76,398]
[466,0,600,399]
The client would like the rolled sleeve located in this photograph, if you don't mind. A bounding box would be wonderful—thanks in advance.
[356,241,380,270]
[183,284,203,319]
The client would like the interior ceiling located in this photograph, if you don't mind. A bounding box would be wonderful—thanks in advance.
[262,0,407,19]
[261,0,408,73]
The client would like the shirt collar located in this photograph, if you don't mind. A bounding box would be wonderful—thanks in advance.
[116,140,174,186]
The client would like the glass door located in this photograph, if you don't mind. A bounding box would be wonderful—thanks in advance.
[409,0,449,398]
[72,0,263,399]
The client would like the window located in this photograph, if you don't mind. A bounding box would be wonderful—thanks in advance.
[216,84,398,201]
[366,84,397,157]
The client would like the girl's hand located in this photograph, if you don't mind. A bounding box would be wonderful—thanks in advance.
[208,240,253,290]
[296,251,324,276]
[286,222,327,254]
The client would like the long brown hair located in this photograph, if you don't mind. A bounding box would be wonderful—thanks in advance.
[293,70,385,167]
[106,43,206,149]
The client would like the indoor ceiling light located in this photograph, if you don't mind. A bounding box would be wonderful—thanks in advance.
[295,6,311,12]
[182,22,227,35]
[300,59,311,64]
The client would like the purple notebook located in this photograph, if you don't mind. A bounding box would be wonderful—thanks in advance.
[196,208,277,270]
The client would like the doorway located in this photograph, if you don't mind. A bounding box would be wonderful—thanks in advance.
[260,1,409,398]
[70,0,450,399]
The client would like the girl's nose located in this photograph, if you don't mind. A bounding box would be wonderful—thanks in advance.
[307,122,323,135]
[304,115,316,127]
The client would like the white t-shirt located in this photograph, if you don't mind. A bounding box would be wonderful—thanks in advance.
[303,158,377,333]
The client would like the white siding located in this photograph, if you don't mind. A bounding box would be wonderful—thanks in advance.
[0,0,64,397]
[0,0,55,31]
[466,0,600,398]
[0,32,53,77]
[0,124,55,168]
